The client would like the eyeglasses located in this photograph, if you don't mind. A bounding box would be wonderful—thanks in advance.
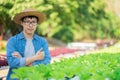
[23,21,37,26]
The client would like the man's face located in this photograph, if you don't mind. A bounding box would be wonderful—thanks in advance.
[21,17,38,35]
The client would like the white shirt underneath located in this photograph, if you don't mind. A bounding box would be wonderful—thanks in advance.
[24,38,35,58]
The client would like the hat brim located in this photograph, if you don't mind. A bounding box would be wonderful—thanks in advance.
[13,11,46,25]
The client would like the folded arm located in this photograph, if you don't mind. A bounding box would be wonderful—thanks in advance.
[12,50,45,66]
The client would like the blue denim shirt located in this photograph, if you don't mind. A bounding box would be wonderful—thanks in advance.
[6,32,51,80]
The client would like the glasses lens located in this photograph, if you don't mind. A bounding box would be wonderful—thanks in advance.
[24,21,37,26]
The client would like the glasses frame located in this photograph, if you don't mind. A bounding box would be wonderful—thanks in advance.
[23,20,38,26]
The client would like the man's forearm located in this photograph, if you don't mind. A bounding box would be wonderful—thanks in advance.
[25,56,37,66]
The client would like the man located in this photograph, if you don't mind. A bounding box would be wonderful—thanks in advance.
[6,8,51,80]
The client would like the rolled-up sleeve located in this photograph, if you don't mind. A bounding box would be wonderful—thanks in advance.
[20,57,26,67]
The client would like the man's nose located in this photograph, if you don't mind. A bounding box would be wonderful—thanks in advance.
[29,23,33,27]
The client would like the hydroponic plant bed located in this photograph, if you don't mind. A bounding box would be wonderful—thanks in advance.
[12,52,120,80]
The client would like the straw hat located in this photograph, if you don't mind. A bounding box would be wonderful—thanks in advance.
[13,8,46,25]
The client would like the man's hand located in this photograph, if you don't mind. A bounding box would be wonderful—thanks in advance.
[12,52,22,58]
[25,48,45,66]
[35,49,45,60]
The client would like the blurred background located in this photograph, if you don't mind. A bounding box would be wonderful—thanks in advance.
[0,0,120,45]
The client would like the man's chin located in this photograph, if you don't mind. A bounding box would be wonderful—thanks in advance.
[27,32,34,35]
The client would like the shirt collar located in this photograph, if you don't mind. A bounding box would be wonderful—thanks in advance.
[18,32,39,40]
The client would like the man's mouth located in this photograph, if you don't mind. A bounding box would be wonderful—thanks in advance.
[28,29,34,30]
